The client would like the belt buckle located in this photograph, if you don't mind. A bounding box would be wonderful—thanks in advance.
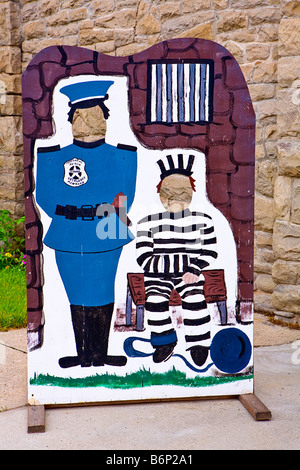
[65,204,77,220]
[81,204,94,221]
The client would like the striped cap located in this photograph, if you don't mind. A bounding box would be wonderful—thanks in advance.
[157,153,195,181]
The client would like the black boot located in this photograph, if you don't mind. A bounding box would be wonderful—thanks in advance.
[91,303,127,367]
[59,305,92,369]
[59,304,127,369]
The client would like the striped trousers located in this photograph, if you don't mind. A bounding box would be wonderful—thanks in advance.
[144,274,210,349]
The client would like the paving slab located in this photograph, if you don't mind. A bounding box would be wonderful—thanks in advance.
[0,315,299,450]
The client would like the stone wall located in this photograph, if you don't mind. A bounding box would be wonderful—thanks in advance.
[0,0,300,325]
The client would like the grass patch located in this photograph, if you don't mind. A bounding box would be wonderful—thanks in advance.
[0,268,27,331]
[30,368,253,390]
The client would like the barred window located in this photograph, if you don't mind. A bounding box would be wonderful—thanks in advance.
[148,60,213,124]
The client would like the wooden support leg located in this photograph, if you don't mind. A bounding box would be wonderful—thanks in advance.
[238,393,272,421]
[28,404,46,433]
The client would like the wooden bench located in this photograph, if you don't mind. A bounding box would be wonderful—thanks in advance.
[125,269,228,331]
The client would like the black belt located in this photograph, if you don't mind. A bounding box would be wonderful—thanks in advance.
[55,204,105,221]
[55,203,131,226]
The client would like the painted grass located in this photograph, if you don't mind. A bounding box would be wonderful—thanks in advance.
[30,367,253,390]
[0,268,27,330]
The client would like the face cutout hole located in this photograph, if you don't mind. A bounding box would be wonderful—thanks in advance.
[159,174,194,213]
[72,105,107,142]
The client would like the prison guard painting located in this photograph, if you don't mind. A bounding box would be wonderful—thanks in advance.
[23,38,255,406]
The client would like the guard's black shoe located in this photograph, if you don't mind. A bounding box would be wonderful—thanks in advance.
[58,356,81,369]
[103,355,127,367]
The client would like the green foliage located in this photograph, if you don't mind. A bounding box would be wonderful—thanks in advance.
[0,267,27,330]
[0,210,26,270]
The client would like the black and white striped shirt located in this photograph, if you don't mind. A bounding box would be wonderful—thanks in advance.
[136,209,218,277]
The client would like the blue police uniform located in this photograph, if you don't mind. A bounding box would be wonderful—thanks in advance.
[36,80,137,368]
[36,139,137,305]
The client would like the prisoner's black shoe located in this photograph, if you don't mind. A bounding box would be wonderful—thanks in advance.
[189,345,209,367]
[153,342,177,363]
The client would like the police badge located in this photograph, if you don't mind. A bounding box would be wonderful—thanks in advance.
[63,157,88,187]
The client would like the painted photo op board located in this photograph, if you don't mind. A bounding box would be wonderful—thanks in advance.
[23,39,255,406]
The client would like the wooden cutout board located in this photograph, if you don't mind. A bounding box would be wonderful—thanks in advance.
[23,39,255,407]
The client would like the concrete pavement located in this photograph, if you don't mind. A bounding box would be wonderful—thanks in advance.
[0,314,299,450]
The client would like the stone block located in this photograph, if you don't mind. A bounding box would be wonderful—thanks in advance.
[256,159,277,198]
[252,60,277,84]
[273,220,300,261]
[291,179,300,224]
[178,23,214,41]
[277,89,300,138]
[0,72,21,94]
[47,23,78,39]
[246,43,271,62]
[223,40,244,63]
[0,94,22,116]
[278,140,300,177]
[216,10,247,33]
[254,290,274,313]
[0,116,22,153]
[272,259,300,285]
[258,24,279,42]
[183,0,211,11]
[0,1,21,46]
[79,28,113,46]
[278,18,300,57]
[254,192,274,232]
[248,84,276,102]
[23,20,46,40]
[93,0,114,15]
[248,7,281,26]
[95,9,137,29]
[255,274,276,293]
[258,99,277,122]
[39,0,60,17]
[273,311,298,326]
[255,230,272,248]
[272,284,300,314]
[278,56,300,88]
[0,46,21,73]
[273,175,292,219]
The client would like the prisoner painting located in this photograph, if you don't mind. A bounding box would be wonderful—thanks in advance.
[23,39,255,405]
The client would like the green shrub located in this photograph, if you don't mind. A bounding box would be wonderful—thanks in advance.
[0,267,27,330]
[0,210,25,270]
